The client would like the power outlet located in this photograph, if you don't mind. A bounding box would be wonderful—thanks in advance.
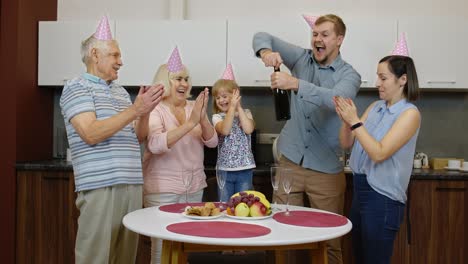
[257,133,279,144]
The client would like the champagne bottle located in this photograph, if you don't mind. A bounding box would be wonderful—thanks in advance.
[273,68,291,121]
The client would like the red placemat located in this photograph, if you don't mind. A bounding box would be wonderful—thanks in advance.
[273,211,348,227]
[158,203,206,213]
[166,221,271,238]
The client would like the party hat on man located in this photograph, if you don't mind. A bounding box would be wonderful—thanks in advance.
[93,16,113,40]
[302,14,319,29]
[167,46,184,73]
[221,63,235,81]
[392,33,409,56]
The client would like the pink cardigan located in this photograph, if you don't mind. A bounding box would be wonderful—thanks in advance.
[142,101,218,195]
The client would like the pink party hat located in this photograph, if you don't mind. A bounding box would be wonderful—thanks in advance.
[93,16,113,40]
[221,63,235,81]
[392,33,409,56]
[167,46,184,73]
[302,14,318,29]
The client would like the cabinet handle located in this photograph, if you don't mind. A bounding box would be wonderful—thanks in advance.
[254,80,270,83]
[361,80,368,83]
[435,187,466,192]
[427,80,456,84]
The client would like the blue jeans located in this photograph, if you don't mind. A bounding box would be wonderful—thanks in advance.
[351,173,405,264]
[218,169,253,202]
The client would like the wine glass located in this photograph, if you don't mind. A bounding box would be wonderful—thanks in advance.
[270,165,281,211]
[216,168,227,210]
[181,168,193,207]
[281,169,294,216]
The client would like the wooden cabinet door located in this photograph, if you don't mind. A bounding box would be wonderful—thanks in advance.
[16,171,77,264]
[409,180,465,264]
[398,17,468,89]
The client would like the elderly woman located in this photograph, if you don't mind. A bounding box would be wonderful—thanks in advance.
[135,48,218,264]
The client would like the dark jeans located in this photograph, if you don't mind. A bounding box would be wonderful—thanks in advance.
[218,169,253,202]
[351,173,405,264]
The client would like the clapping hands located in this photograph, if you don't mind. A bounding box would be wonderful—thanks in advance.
[333,96,360,126]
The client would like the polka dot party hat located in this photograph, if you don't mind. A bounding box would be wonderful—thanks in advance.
[221,63,235,81]
[392,33,409,56]
[302,14,318,29]
[167,46,184,73]
[93,16,113,40]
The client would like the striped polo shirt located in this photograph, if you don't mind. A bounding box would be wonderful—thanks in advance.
[60,73,143,192]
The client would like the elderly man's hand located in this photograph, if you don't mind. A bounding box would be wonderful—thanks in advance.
[134,84,164,117]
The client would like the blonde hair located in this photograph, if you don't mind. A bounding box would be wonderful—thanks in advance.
[315,14,346,37]
[212,79,240,113]
[152,64,192,98]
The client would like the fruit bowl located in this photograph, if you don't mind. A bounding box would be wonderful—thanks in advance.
[225,214,273,220]
[225,190,272,218]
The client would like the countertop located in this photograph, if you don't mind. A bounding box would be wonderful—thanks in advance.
[16,160,468,180]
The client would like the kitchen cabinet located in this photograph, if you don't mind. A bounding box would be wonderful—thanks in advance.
[340,16,398,88]
[343,178,466,264]
[16,170,78,264]
[38,21,116,86]
[408,180,465,263]
[115,20,227,86]
[227,17,310,87]
[397,17,468,88]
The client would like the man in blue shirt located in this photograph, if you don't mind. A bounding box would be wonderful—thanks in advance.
[253,14,361,264]
[60,16,164,264]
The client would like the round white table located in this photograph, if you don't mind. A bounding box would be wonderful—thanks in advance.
[123,204,352,264]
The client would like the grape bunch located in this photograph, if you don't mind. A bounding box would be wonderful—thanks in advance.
[226,191,261,212]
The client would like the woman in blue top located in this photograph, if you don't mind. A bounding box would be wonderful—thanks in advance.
[334,55,421,264]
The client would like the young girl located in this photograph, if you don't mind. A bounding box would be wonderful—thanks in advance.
[212,64,256,202]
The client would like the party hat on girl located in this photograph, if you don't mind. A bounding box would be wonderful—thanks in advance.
[167,46,184,73]
[221,63,235,81]
[93,16,113,40]
[302,14,319,29]
[392,33,409,56]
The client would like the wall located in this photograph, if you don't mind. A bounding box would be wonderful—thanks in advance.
[57,0,467,20]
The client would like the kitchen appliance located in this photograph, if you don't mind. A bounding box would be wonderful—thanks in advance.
[414,152,429,169]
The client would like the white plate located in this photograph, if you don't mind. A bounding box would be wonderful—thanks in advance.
[181,212,224,220]
[444,166,460,171]
[225,214,273,220]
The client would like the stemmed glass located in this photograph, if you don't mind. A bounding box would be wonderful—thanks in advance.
[281,169,294,216]
[216,168,227,210]
[181,168,194,207]
[270,165,281,211]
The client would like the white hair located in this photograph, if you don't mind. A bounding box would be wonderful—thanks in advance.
[80,35,114,65]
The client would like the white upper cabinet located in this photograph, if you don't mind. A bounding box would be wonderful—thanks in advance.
[398,17,468,88]
[227,16,310,87]
[340,16,397,88]
[38,21,116,85]
[116,20,226,86]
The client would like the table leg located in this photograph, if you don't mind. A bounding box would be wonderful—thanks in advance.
[275,250,287,264]
[161,240,172,264]
[171,241,187,264]
[310,241,328,264]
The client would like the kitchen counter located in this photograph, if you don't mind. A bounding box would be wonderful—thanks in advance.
[16,160,468,180]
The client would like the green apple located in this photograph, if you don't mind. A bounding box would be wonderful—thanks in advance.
[235,202,250,217]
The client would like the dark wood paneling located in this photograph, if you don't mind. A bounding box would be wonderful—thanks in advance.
[1,0,56,262]
[16,171,77,264]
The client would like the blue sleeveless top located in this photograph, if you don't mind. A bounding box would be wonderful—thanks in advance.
[350,99,420,203]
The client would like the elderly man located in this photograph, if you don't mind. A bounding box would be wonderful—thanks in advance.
[253,14,361,264]
[60,16,164,264]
